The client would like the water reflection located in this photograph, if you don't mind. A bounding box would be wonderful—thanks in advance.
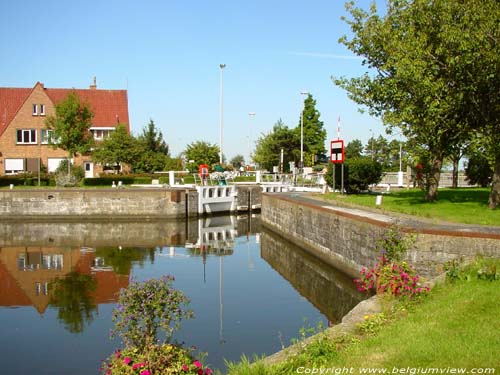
[260,229,366,324]
[0,215,365,374]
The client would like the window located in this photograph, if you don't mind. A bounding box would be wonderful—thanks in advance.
[90,127,115,140]
[5,158,25,174]
[16,129,37,144]
[32,104,38,116]
[40,104,45,116]
[41,129,55,144]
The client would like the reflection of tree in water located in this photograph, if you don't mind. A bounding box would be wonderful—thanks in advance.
[95,247,156,275]
[48,271,97,334]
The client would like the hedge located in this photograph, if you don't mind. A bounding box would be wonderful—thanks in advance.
[82,176,153,186]
[0,175,55,187]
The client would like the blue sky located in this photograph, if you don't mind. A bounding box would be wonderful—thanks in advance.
[0,0,386,161]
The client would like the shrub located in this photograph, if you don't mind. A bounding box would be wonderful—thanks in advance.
[102,276,213,375]
[354,225,429,299]
[110,276,193,349]
[325,157,382,193]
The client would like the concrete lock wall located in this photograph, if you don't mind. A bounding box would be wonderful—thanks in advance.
[0,189,199,219]
[261,194,500,279]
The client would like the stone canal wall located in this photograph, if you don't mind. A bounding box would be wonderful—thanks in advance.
[0,188,200,219]
[0,185,263,219]
[261,193,500,278]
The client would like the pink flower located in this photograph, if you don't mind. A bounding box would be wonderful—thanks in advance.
[124,357,132,365]
[193,360,202,368]
[182,364,189,371]
[140,371,151,375]
[205,368,213,375]
[198,369,204,375]
[115,350,121,359]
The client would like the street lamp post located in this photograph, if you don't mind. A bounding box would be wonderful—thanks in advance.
[219,64,226,165]
[300,91,309,170]
[248,112,256,165]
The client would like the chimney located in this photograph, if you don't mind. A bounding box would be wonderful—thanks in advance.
[89,76,97,90]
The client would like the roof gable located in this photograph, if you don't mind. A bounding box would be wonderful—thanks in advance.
[0,83,129,136]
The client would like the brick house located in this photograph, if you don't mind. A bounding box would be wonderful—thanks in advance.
[0,81,129,177]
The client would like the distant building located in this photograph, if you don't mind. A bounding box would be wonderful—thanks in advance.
[0,80,129,177]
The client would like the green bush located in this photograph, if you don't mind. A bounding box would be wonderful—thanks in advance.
[0,174,55,187]
[325,157,382,193]
[83,176,135,186]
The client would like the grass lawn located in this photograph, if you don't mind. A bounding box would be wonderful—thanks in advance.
[224,258,500,374]
[321,188,500,226]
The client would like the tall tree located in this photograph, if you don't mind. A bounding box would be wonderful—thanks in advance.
[296,94,327,166]
[137,119,169,155]
[184,141,220,172]
[253,119,299,172]
[335,0,496,203]
[45,91,94,173]
[344,139,364,159]
[92,125,140,173]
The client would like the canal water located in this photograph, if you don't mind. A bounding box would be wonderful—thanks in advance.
[0,215,365,374]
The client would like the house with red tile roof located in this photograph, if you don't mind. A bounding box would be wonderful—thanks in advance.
[0,80,129,177]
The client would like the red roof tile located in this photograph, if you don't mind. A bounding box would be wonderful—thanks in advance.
[0,87,32,136]
[0,83,129,137]
[46,88,129,131]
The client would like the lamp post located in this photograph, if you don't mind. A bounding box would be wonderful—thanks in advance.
[300,91,309,170]
[248,112,256,165]
[219,64,226,165]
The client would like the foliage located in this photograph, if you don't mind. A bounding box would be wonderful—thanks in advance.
[354,225,428,299]
[325,157,382,193]
[295,94,327,165]
[184,141,220,173]
[335,0,500,205]
[44,91,94,168]
[137,119,169,155]
[48,271,97,334]
[344,139,364,159]
[230,154,245,168]
[54,159,85,187]
[82,175,154,186]
[101,344,212,375]
[465,153,493,188]
[134,119,172,173]
[375,224,415,262]
[357,313,387,335]
[92,125,140,172]
[445,258,500,283]
[253,119,299,172]
[111,276,193,349]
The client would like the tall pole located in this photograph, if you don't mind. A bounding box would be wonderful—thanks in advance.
[369,128,374,160]
[219,64,226,165]
[300,91,309,171]
[248,112,256,165]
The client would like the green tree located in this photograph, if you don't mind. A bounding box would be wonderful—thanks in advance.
[137,119,169,155]
[45,91,94,174]
[296,94,327,166]
[230,154,245,168]
[184,141,220,172]
[92,125,140,173]
[325,157,382,193]
[335,0,498,203]
[345,139,364,159]
[253,119,299,172]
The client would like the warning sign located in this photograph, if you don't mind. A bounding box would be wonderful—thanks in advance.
[330,140,344,164]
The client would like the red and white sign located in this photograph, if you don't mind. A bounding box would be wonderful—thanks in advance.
[330,140,344,163]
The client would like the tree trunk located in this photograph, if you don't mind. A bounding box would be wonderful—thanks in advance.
[452,157,459,188]
[489,153,500,209]
[425,157,442,202]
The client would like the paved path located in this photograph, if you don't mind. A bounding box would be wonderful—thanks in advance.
[278,193,500,240]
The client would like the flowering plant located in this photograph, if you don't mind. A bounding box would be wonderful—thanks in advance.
[110,276,194,349]
[101,344,212,375]
[354,225,429,299]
